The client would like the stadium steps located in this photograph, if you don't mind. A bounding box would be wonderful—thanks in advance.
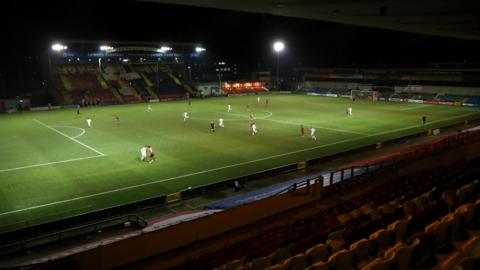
[146,86,159,99]
[97,75,109,89]
[110,88,125,102]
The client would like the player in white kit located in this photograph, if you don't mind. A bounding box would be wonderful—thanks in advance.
[310,127,317,141]
[219,117,224,128]
[86,117,92,128]
[251,123,258,135]
[140,145,147,161]
[147,104,152,112]
[227,104,232,112]
[183,112,189,122]
[347,107,352,116]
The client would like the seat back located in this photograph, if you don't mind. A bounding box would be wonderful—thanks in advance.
[224,259,244,270]
[329,249,353,270]
[250,256,272,270]
[306,243,330,263]
[283,253,309,270]
[360,256,394,270]
[306,261,330,270]
[274,244,294,265]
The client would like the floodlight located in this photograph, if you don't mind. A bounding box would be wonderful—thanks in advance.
[158,46,172,52]
[273,41,284,52]
[195,47,206,52]
[100,45,114,51]
[51,43,67,52]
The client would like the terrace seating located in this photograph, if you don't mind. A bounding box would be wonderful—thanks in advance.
[209,158,480,270]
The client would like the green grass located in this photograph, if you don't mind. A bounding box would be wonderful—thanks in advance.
[0,94,479,233]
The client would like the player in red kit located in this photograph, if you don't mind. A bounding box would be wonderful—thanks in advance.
[300,123,305,137]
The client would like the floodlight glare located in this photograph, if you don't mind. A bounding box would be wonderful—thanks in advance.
[100,45,114,51]
[51,43,67,52]
[158,46,172,52]
[195,47,206,52]
[273,41,284,52]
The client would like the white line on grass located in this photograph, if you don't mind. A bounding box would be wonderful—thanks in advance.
[260,117,369,136]
[399,104,433,111]
[0,155,104,173]
[0,111,477,216]
[52,126,86,139]
[33,119,105,156]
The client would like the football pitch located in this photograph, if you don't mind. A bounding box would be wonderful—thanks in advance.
[1,94,479,233]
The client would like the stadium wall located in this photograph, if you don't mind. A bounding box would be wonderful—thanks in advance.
[397,85,480,96]
[44,183,323,270]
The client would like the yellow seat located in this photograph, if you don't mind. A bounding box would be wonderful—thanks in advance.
[328,249,353,270]
[283,253,309,270]
[306,243,330,263]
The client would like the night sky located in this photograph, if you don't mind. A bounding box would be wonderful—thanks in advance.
[2,0,480,94]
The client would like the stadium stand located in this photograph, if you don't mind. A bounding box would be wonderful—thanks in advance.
[53,65,121,105]
[207,160,480,270]
[51,62,194,104]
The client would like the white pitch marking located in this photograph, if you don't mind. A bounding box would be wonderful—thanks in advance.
[260,117,369,136]
[33,119,105,156]
[0,155,104,173]
[52,125,86,139]
[0,111,477,216]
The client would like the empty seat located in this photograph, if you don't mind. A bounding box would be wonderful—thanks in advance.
[369,229,391,256]
[425,219,452,252]
[440,251,463,270]
[349,238,373,269]
[327,228,346,253]
[360,256,394,270]
[249,256,273,270]
[306,261,330,270]
[283,253,309,270]
[387,218,409,243]
[266,264,285,270]
[222,259,244,270]
[274,244,294,265]
[328,249,353,270]
[306,243,330,263]
[461,236,480,257]
[459,255,480,270]
[389,238,419,270]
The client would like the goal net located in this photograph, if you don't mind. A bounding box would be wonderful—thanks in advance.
[350,90,378,101]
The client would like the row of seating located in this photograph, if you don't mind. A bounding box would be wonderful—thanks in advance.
[52,63,189,104]
[217,179,479,270]
[206,158,480,270]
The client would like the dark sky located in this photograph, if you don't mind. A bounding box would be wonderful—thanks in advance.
[2,0,480,92]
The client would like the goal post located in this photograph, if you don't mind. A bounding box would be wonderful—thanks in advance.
[350,90,379,101]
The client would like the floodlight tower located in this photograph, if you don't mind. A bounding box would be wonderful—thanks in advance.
[273,41,284,89]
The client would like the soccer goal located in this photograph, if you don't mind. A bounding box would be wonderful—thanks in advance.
[350,90,378,101]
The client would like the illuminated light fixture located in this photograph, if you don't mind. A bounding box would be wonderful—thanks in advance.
[51,43,67,51]
[122,59,129,62]
[273,41,285,52]
[157,46,172,53]
[100,45,114,51]
[195,47,206,52]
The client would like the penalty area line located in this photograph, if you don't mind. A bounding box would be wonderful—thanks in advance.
[0,155,105,173]
[33,119,105,156]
